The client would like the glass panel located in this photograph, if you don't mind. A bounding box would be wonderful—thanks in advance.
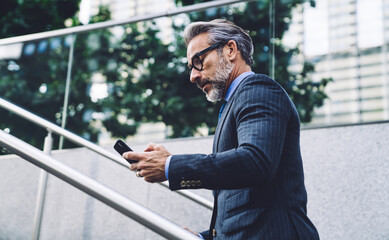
[284,0,389,126]
[2,0,388,151]
[0,34,78,151]
[62,1,276,145]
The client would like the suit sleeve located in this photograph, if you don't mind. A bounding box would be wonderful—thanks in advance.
[199,230,209,239]
[168,76,292,190]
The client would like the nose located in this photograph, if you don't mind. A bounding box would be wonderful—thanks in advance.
[189,68,201,84]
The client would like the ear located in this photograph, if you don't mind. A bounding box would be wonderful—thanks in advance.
[224,40,239,62]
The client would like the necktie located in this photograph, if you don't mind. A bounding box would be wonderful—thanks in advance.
[218,101,226,120]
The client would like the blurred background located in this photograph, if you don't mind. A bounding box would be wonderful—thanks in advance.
[0,0,387,151]
[1,1,389,239]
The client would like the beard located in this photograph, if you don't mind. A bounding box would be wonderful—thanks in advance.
[199,56,234,102]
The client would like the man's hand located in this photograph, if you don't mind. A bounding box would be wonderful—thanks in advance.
[183,226,200,236]
[123,143,170,183]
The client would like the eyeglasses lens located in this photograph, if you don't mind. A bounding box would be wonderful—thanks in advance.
[192,57,202,71]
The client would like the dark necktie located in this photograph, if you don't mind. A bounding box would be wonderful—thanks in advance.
[218,100,226,120]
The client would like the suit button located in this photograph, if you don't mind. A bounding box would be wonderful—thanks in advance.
[212,229,216,237]
[186,181,191,187]
[180,181,186,187]
[191,180,196,187]
[196,180,201,186]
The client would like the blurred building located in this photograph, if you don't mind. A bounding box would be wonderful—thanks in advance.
[286,0,389,125]
[89,0,174,19]
[80,0,175,43]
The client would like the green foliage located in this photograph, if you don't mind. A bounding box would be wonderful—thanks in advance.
[0,0,330,152]
[98,20,219,138]
[0,3,118,150]
[0,0,81,150]
[0,0,79,37]
[101,0,330,139]
[172,0,330,123]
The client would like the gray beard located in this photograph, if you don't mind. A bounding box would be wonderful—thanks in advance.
[206,57,234,102]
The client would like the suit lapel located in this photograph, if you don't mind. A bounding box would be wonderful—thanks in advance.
[213,98,234,153]
[212,74,251,153]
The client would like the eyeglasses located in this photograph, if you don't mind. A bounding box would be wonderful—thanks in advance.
[188,41,227,76]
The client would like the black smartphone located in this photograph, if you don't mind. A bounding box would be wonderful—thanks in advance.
[113,139,138,163]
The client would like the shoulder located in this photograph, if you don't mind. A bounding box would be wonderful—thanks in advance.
[233,74,289,102]
[230,74,293,120]
[240,73,284,90]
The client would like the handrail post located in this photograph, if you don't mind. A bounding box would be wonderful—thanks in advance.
[59,34,76,150]
[32,131,53,240]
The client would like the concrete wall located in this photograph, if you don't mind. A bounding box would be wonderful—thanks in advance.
[301,122,389,240]
[0,122,388,239]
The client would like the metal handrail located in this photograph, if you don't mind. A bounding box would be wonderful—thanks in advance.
[0,97,127,166]
[0,0,257,46]
[0,0,248,212]
[32,131,53,240]
[300,119,389,130]
[0,97,213,210]
[0,130,200,240]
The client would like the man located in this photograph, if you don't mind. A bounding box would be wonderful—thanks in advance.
[123,19,319,240]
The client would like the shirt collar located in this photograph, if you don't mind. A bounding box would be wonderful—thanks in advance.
[224,71,254,102]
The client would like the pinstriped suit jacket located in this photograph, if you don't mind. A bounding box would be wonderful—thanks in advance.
[168,74,319,239]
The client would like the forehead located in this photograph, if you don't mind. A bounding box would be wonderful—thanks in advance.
[186,33,210,60]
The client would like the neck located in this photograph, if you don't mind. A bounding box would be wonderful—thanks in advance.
[224,63,251,96]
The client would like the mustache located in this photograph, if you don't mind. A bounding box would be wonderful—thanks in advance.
[196,78,211,90]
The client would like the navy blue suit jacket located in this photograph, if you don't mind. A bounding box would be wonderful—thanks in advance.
[168,74,319,239]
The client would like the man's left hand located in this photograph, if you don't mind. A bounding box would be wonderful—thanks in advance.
[123,143,170,183]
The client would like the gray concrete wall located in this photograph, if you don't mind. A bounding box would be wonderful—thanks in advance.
[301,122,389,240]
[0,122,388,239]
[0,137,214,240]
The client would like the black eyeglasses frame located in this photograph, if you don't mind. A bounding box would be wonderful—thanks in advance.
[188,41,228,76]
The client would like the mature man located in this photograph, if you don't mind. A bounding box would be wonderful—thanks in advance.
[124,19,319,239]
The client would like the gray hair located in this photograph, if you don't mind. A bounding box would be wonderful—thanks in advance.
[184,19,254,66]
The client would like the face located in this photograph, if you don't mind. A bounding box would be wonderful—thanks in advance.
[187,33,234,102]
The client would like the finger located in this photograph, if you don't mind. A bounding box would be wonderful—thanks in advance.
[136,170,144,178]
[141,169,167,183]
[129,163,138,171]
[144,175,155,183]
[145,144,169,154]
[182,226,198,235]
[144,142,157,152]
[122,151,148,161]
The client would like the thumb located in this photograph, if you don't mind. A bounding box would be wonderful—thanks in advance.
[144,142,157,152]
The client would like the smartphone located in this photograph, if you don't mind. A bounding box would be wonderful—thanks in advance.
[113,139,138,164]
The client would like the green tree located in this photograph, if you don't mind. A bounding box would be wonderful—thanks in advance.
[0,0,79,38]
[0,2,121,152]
[101,0,330,140]
[173,0,330,123]
[1,0,330,153]
[0,0,81,153]
[100,21,219,138]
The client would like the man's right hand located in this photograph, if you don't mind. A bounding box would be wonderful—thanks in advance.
[123,143,170,183]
